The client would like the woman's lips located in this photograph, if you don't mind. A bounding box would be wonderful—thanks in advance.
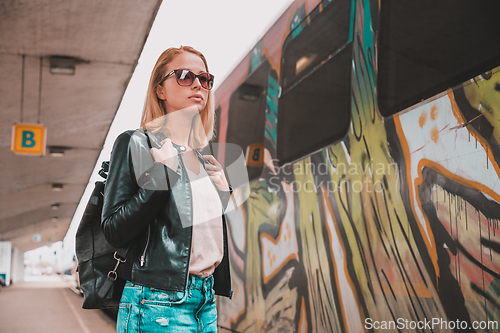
[189,94,203,102]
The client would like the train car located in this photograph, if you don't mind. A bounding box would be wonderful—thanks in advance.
[213,0,500,332]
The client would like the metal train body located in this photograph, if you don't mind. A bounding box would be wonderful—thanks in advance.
[214,0,500,332]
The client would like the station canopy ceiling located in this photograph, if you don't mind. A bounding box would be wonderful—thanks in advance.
[0,0,162,252]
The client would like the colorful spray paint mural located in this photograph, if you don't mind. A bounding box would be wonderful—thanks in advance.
[216,0,500,332]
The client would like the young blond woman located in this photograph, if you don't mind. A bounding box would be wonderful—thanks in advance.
[102,46,232,333]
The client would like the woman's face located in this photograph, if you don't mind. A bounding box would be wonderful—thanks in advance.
[156,52,209,114]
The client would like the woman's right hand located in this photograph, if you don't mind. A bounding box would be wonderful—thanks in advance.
[150,138,179,171]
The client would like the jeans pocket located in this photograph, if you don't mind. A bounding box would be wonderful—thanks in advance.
[143,289,188,306]
[116,303,131,333]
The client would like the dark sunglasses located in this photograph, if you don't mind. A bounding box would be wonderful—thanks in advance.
[159,69,214,90]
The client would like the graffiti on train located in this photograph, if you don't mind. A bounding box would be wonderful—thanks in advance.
[217,0,500,332]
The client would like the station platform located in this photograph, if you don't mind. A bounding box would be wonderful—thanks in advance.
[0,275,116,333]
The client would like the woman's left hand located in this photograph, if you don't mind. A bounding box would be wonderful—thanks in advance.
[202,155,230,191]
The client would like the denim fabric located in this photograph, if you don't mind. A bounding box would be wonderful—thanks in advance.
[117,275,217,332]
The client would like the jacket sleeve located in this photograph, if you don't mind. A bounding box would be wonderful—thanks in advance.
[217,186,233,213]
[101,130,180,248]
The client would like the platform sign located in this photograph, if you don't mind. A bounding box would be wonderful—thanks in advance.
[11,123,46,156]
[0,241,12,286]
[245,143,264,167]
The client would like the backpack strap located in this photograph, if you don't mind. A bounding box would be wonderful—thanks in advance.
[98,249,129,299]
[97,132,154,300]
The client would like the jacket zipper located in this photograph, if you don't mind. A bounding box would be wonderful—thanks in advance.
[140,225,151,267]
[177,150,193,293]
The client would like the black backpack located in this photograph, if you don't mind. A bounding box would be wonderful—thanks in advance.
[75,161,129,309]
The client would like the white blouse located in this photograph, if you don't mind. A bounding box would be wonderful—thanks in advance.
[186,162,224,277]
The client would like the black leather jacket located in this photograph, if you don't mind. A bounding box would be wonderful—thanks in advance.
[101,130,232,298]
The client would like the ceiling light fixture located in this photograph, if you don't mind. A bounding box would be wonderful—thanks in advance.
[50,56,77,75]
[48,146,69,157]
[52,183,64,191]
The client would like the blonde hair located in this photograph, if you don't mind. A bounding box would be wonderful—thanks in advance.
[140,46,215,150]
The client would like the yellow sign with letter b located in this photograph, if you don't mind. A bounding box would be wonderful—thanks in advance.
[245,143,264,167]
[11,123,46,156]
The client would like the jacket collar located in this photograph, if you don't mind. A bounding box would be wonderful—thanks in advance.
[146,130,208,169]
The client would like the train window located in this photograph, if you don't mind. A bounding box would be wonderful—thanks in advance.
[378,0,500,117]
[277,0,353,166]
[226,61,270,180]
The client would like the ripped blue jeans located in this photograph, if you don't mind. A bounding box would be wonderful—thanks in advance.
[117,275,217,333]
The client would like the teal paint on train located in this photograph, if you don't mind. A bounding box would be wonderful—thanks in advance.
[265,70,279,149]
[290,3,306,39]
[250,40,263,73]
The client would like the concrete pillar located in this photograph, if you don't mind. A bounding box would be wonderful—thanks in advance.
[10,247,24,283]
[0,241,12,286]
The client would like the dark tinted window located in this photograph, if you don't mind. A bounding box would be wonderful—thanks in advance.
[225,61,270,180]
[278,0,353,166]
[378,0,500,117]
